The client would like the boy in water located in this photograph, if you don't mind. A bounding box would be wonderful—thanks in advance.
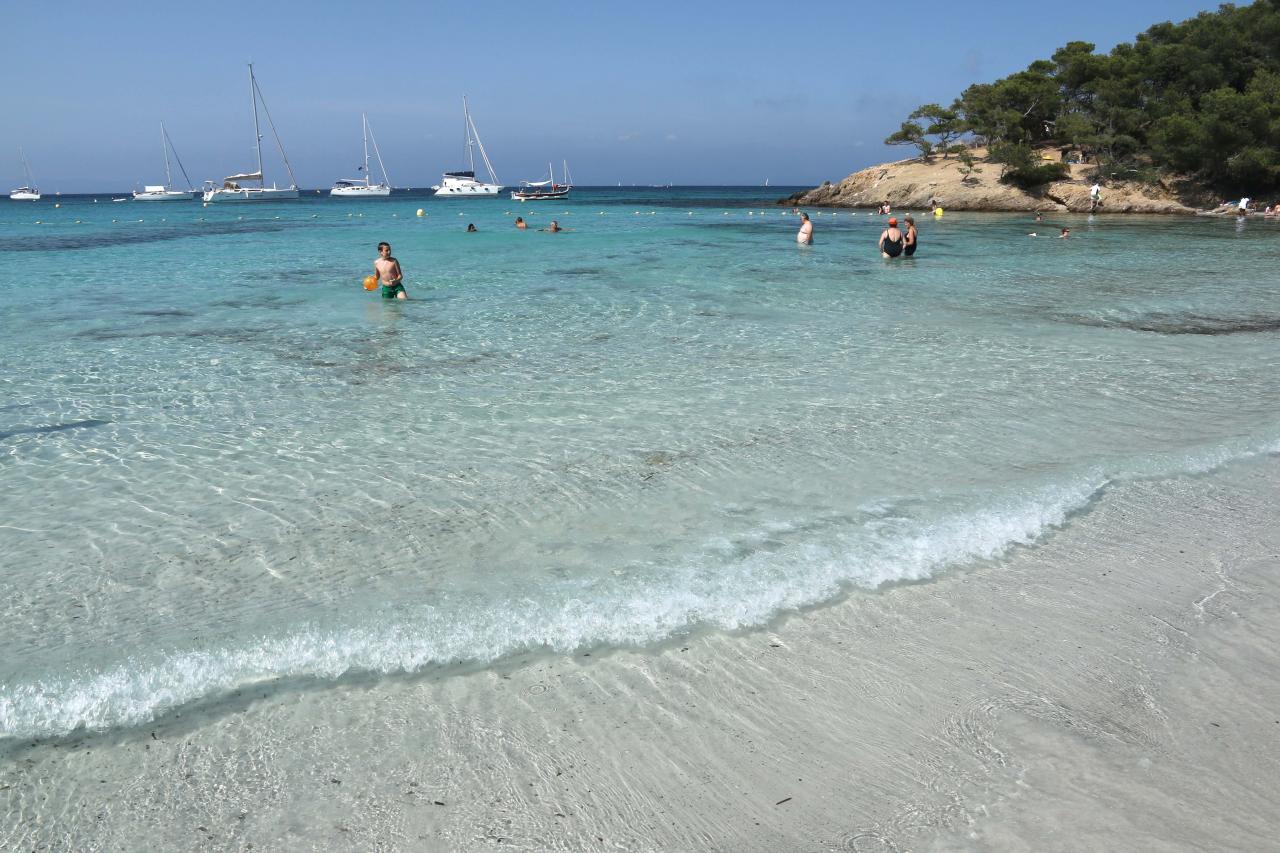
[374,241,406,299]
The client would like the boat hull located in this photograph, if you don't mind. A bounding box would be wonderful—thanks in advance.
[9,190,40,201]
[133,190,196,202]
[203,187,300,203]
[330,184,391,197]
[434,183,502,196]
[510,189,570,201]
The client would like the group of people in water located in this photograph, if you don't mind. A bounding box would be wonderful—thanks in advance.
[875,216,919,258]
[372,216,581,297]
[795,209,921,258]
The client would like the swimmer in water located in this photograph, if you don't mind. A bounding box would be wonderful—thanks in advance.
[796,212,813,245]
[902,215,917,257]
[373,241,406,299]
[879,218,904,258]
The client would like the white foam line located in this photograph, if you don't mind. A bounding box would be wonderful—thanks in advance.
[0,476,1105,741]
[3,435,1276,740]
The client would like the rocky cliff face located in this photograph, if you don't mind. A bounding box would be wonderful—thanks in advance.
[783,153,1199,214]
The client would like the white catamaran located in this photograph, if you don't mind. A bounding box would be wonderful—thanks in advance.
[331,113,391,197]
[203,64,299,203]
[10,148,40,201]
[433,97,502,196]
[511,160,572,201]
[134,122,196,201]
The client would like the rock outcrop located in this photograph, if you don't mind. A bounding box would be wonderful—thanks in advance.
[782,151,1201,214]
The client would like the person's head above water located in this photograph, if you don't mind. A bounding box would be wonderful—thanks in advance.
[466,223,477,232]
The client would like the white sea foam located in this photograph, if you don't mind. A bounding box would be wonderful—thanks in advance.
[3,437,1276,741]
[0,474,1105,740]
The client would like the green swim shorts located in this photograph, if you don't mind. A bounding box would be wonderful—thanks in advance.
[381,282,405,299]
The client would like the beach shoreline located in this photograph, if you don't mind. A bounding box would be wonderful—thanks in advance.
[4,454,1278,851]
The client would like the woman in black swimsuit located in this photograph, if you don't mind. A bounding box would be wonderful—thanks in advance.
[879,218,905,258]
[903,215,918,257]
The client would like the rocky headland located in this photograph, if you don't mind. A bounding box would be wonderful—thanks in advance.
[782,149,1216,214]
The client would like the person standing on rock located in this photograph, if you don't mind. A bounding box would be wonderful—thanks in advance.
[1090,182,1103,212]
[796,212,814,245]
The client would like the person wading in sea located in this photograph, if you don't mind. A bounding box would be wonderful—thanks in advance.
[796,212,814,245]
[374,241,406,299]
[879,217,905,258]
[902,215,918,257]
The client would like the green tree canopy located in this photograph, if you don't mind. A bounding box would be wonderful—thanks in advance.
[891,0,1280,194]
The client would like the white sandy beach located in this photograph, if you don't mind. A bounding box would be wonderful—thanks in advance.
[3,456,1279,852]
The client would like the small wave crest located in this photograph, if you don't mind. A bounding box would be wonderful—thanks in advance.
[0,476,1107,741]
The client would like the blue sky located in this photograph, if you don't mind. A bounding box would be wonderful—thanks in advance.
[3,0,1221,191]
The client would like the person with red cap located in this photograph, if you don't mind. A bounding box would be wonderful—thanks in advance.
[879,217,905,258]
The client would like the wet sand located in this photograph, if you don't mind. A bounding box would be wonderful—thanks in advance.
[3,457,1279,851]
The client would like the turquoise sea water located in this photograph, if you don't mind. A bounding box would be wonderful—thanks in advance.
[2,188,1278,739]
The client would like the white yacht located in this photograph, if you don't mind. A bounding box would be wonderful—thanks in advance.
[10,148,40,200]
[433,97,502,196]
[134,122,196,201]
[204,64,299,203]
[331,114,391,197]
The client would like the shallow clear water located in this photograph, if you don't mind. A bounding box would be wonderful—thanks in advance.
[2,188,1278,738]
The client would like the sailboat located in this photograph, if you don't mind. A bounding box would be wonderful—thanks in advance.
[9,148,40,200]
[203,64,299,203]
[433,97,502,196]
[331,113,391,197]
[134,123,196,201]
[511,160,572,201]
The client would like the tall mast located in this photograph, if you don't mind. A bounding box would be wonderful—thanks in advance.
[367,117,391,187]
[161,122,173,187]
[19,147,33,186]
[249,63,264,184]
[464,96,477,174]
[362,113,371,187]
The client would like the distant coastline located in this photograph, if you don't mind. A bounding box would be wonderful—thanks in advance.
[780,149,1227,215]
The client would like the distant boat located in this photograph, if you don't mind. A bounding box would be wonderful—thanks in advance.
[433,97,502,196]
[134,122,196,201]
[331,113,391,197]
[203,64,299,203]
[9,148,40,200]
[764,178,769,187]
[511,160,572,201]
